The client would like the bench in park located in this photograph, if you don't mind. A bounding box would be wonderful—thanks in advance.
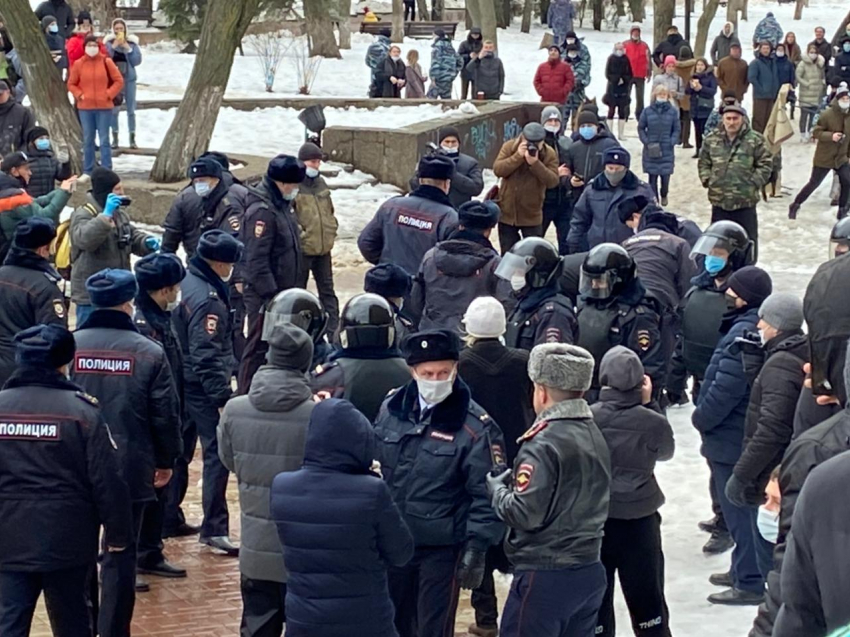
[359,20,459,39]
[118,6,155,26]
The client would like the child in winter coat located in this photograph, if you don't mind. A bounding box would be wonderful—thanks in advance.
[686,57,718,155]
[796,45,826,141]
[604,42,633,139]
[404,49,427,98]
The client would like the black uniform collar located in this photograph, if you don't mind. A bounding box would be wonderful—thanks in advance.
[4,367,84,392]
[518,281,559,312]
[3,246,61,278]
[77,309,140,333]
[446,228,496,251]
[135,292,172,335]
[388,377,472,432]
[188,255,231,306]
[329,345,403,361]
[410,185,454,208]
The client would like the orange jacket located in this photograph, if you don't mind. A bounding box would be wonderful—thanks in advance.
[66,32,107,67]
[67,54,124,110]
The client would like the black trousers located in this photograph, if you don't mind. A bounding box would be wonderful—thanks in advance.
[98,502,144,637]
[239,299,268,394]
[470,543,511,628]
[793,164,850,210]
[597,514,671,637]
[231,287,247,387]
[404,1,415,20]
[298,253,340,336]
[138,487,167,566]
[162,415,198,537]
[679,109,691,145]
[498,222,543,255]
[542,198,573,255]
[711,205,758,263]
[388,545,462,637]
[240,576,287,637]
[648,174,671,199]
[694,117,707,152]
[631,78,646,119]
[0,566,93,637]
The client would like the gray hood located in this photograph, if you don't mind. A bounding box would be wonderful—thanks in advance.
[599,345,644,391]
[249,366,313,412]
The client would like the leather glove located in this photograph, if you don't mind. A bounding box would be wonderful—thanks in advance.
[456,546,486,590]
[103,193,122,217]
[486,467,511,496]
[724,473,748,508]
[145,236,161,251]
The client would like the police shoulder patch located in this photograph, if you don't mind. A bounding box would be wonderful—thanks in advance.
[518,420,549,443]
[75,391,99,406]
[515,463,535,493]
[205,314,219,335]
[637,329,651,351]
[228,215,241,232]
[254,220,266,238]
[53,299,66,319]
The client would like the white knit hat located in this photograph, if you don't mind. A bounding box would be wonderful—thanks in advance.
[462,297,506,339]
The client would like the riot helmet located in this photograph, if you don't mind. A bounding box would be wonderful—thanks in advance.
[580,243,635,300]
[830,217,850,259]
[495,237,563,291]
[690,220,753,277]
[339,293,396,349]
[262,288,327,344]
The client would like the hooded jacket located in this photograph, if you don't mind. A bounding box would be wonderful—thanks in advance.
[711,23,741,65]
[547,0,576,41]
[795,53,826,108]
[0,172,68,262]
[493,136,560,226]
[458,28,483,80]
[591,347,674,520]
[271,399,413,637]
[687,66,718,120]
[562,123,619,194]
[35,0,75,39]
[604,52,633,104]
[565,49,591,110]
[652,32,686,68]
[638,97,680,176]
[430,37,463,85]
[0,99,35,157]
[43,17,68,71]
[752,13,784,49]
[104,28,142,83]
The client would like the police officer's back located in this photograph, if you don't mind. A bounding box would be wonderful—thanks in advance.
[0,218,66,387]
[0,325,132,635]
[364,263,415,346]
[497,237,578,351]
[311,293,410,422]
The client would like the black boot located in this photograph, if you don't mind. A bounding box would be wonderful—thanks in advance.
[698,514,720,533]
[111,131,119,150]
[703,529,734,554]
[789,202,800,220]
[707,588,764,606]
[130,132,138,149]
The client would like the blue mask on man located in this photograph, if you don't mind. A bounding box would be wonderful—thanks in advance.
[35,139,51,151]
[579,126,596,140]
[48,24,59,33]
[704,255,727,275]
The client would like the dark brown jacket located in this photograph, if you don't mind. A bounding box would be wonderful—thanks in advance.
[716,56,750,102]
[493,137,559,227]
[812,101,850,170]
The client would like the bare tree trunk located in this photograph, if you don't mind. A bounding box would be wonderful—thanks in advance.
[541,0,551,24]
[150,0,260,182]
[831,9,850,48]
[726,0,739,31]
[592,0,603,30]
[305,0,342,58]
[338,0,352,48]
[521,0,533,32]
[468,0,482,25]
[479,0,499,47]
[417,0,430,22]
[391,0,405,40]
[741,0,748,21]
[88,0,118,32]
[694,0,719,57]
[432,0,444,20]
[497,0,512,28]
[629,0,645,23]
[653,0,675,53]
[3,0,83,173]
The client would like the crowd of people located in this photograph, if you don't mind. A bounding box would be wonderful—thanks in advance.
[3,3,850,637]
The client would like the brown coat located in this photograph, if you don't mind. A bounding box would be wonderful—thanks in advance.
[493,137,560,227]
[716,56,750,102]
[67,53,124,110]
[812,102,850,170]
[674,58,697,110]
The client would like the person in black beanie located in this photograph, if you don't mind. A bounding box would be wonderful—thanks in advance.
[24,125,73,198]
[364,263,415,344]
[409,200,511,334]
[0,217,67,387]
[239,154,305,392]
[359,153,458,281]
[409,127,484,209]
[69,166,158,326]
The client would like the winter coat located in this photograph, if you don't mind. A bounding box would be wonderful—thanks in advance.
[404,63,427,98]
[533,59,575,104]
[67,53,124,110]
[35,0,75,39]
[218,365,315,583]
[638,98,680,176]
[711,25,741,65]
[466,54,505,99]
[0,99,35,156]
[624,39,650,80]
[733,331,807,506]
[458,339,533,466]
[796,54,826,108]
[565,51,591,111]
[686,69,718,120]
[568,170,655,253]
[491,398,611,569]
[651,71,685,111]
[429,38,463,85]
[294,174,337,256]
[493,136,560,226]
[562,124,619,190]
[829,51,850,89]
[0,173,68,261]
[604,53,633,106]
[547,0,576,41]
[69,193,153,305]
[652,33,687,68]
[692,307,760,464]
[24,145,71,199]
[808,38,832,66]
[716,56,750,102]
[44,27,68,71]
[365,35,391,76]
[811,100,850,170]
[591,348,674,520]
[674,55,697,110]
[409,153,484,209]
[784,39,802,64]
[748,54,780,100]
[381,57,406,98]
[698,121,773,210]
[753,13,783,48]
[458,28,483,81]
[271,399,414,637]
[774,55,796,88]
[103,32,142,84]
[65,33,107,69]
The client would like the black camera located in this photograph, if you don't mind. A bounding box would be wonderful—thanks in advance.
[526,141,538,157]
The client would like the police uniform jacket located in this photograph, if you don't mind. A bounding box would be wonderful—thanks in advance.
[680,269,728,380]
[409,153,485,209]
[72,309,181,503]
[0,368,133,571]
[373,377,505,550]
[134,291,185,409]
[0,247,66,387]
[357,185,459,279]
[491,398,611,569]
[173,256,235,409]
[506,282,578,351]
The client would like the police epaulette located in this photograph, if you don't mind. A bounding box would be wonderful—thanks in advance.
[314,362,338,376]
[135,318,147,326]
[517,420,548,443]
[209,290,219,299]
[477,412,491,424]
[76,391,99,406]
[386,387,401,397]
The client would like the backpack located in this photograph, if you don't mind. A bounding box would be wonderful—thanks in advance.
[53,203,97,280]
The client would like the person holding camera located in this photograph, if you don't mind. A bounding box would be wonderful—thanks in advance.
[69,167,159,325]
[493,122,560,254]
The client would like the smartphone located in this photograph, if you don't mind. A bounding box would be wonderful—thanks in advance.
[810,358,834,396]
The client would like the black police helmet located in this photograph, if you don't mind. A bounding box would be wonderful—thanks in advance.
[496,237,563,290]
[262,288,328,344]
[691,220,754,271]
[830,217,850,259]
[339,293,396,350]
[580,243,635,300]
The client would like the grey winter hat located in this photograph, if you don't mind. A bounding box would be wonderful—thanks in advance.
[758,292,804,332]
[540,105,562,125]
[522,122,546,143]
[528,343,595,392]
[267,323,314,373]
[599,346,644,391]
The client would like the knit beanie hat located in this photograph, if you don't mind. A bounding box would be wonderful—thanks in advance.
[577,110,598,126]
[728,266,773,307]
[462,297,506,339]
[758,292,804,332]
[91,167,121,209]
[664,55,677,67]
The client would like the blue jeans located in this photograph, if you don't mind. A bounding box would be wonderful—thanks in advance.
[112,79,137,135]
[79,108,113,174]
[75,303,94,327]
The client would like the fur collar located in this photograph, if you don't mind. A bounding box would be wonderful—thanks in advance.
[387,377,472,432]
[103,32,139,45]
[534,398,593,424]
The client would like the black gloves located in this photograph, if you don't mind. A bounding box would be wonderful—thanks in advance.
[456,545,487,590]
[724,473,749,508]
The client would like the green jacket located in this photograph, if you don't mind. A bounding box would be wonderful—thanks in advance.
[294,175,337,257]
[698,122,773,210]
[0,173,70,254]
[812,102,850,170]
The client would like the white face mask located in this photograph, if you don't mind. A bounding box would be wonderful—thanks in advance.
[305,167,319,178]
[757,505,779,543]
[510,275,526,292]
[758,329,769,346]
[166,290,182,312]
[544,124,560,133]
[416,369,456,406]
[840,100,850,111]
[566,38,575,45]
[809,52,819,60]
[85,46,99,57]
[391,55,400,61]
[221,268,234,283]
[282,188,299,201]
[441,145,459,155]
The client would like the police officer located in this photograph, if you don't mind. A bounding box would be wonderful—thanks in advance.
[261,287,329,382]
[71,269,180,629]
[311,293,410,422]
[358,154,459,278]
[829,215,850,258]
[0,324,133,637]
[133,253,192,577]
[496,237,578,350]
[364,263,415,345]
[239,155,305,391]
[373,329,505,637]
[0,218,66,387]
[577,243,664,398]
[173,230,244,557]
[488,344,611,637]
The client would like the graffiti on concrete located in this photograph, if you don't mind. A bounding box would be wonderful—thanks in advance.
[503,118,523,142]
[466,120,498,160]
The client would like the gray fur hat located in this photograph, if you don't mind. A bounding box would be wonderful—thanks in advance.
[528,343,595,392]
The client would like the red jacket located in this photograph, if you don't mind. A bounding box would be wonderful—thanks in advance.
[624,39,651,79]
[533,60,575,104]
[66,32,107,68]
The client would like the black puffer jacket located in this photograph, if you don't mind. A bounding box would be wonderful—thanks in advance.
[25,146,71,198]
[604,53,633,105]
[458,28,483,80]
[733,331,808,506]
[0,99,35,156]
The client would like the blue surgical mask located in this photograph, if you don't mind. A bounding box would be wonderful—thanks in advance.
[579,126,596,140]
[704,255,727,275]
[844,43,850,53]
[283,188,299,201]
[194,181,212,197]
[48,24,59,33]
[305,167,319,178]
[757,505,779,543]
[35,138,51,151]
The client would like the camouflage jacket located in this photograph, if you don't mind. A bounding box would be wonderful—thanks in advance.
[697,123,773,210]
[430,38,463,84]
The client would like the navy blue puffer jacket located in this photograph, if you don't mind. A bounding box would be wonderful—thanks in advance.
[271,399,414,637]
[638,99,680,177]
[692,307,760,464]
